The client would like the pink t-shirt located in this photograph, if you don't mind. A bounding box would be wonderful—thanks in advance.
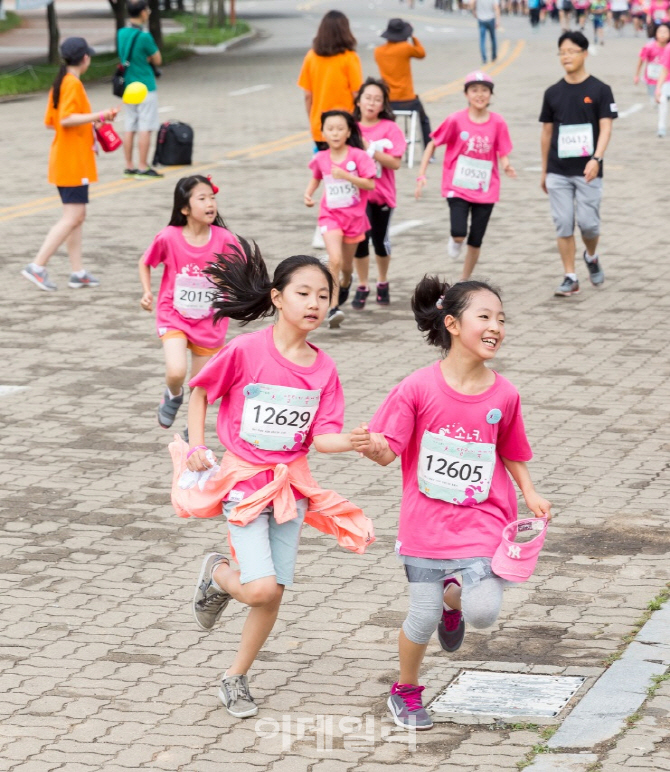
[430,109,513,205]
[640,40,668,84]
[309,146,376,227]
[143,225,240,349]
[368,362,532,560]
[358,120,407,208]
[189,325,345,497]
[650,0,670,20]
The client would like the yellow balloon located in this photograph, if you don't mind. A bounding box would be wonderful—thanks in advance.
[123,81,148,105]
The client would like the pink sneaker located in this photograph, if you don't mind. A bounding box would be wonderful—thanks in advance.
[437,577,465,652]
[387,683,434,729]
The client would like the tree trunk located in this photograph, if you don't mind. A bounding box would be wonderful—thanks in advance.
[47,1,60,65]
[208,0,215,27]
[230,0,236,26]
[217,0,226,26]
[148,0,163,48]
[107,0,126,52]
[177,0,185,9]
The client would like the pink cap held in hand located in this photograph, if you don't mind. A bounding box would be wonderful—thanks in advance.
[491,517,548,583]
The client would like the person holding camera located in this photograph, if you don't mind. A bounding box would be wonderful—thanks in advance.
[117,0,163,178]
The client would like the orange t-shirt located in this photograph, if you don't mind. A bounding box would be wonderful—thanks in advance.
[297,49,363,142]
[44,73,98,187]
[374,38,426,102]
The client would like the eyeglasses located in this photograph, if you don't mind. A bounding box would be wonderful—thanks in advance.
[558,49,585,56]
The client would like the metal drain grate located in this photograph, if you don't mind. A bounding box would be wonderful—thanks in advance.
[429,671,586,721]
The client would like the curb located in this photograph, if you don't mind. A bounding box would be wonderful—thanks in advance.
[190,29,259,55]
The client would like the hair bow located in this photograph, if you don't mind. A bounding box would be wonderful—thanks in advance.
[207,175,219,194]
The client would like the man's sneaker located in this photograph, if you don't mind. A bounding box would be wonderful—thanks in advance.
[193,553,232,631]
[68,271,100,289]
[447,237,464,259]
[338,283,351,307]
[387,683,434,730]
[157,388,183,428]
[124,168,139,177]
[437,577,465,653]
[554,276,580,297]
[352,285,370,310]
[21,265,56,291]
[326,307,344,329]
[376,282,390,305]
[583,251,604,286]
[182,426,189,444]
[136,168,164,178]
[219,673,258,718]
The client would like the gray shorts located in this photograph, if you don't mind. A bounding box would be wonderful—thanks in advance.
[224,498,306,587]
[123,89,160,133]
[546,172,602,239]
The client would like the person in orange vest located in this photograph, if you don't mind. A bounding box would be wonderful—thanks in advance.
[374,18,432,148]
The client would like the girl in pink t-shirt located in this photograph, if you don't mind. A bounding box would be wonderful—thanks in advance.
[352,278,552,730]
[304,110,376,329]
[635,23,670,95]
[649,0,670,23]
[351,78,407,309]
[185,241,369,718]
[139,175,240,433]
[415,72,516,282]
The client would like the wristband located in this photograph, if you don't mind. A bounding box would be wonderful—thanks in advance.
[99,111,105,123]
[186,445,208,459]
[416,175,426,182]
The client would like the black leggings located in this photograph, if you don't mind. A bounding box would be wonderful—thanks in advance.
[354,202,393,258]
[447,197,494,248]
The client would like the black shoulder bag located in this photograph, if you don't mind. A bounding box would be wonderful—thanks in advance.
[112,29,142,98]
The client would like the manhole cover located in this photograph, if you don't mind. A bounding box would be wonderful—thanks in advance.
[428,671,586,721]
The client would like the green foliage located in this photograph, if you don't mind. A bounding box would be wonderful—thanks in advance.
[0,11,21,33]
[163,11,250,46]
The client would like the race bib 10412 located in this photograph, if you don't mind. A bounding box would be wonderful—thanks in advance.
[240,383,321,451]
[452,154,493,192]
[557,123,594,158]
[173,273,216,320]
[324,175,359,209]
[417,430,496,505]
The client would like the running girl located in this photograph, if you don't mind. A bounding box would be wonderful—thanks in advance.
[637,23,670,135]
[304,110,376,328]
[415,72,516,282]
[352,77,407,309]
[352,277,551,729]
[649,0,670,24]
[177,241,373,718]
[139,175,240,432]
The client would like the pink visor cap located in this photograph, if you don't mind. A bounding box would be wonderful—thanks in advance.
[464,70,494,92]
[491,517,549,582]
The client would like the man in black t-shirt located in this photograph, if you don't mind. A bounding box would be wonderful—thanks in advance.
[539,31,617,297]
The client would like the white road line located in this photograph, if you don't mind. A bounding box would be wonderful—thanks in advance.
[158,106,175,114]
[390,219,424,237]
[619,103,644,118]
[523,166,543,172]
[228,84,271,97]
[0,386,27,397]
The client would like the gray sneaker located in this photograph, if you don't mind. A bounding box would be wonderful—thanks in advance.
[157,388,183,428]
[326,307,345,329]
[21,265,57,291]
[68,271,100,289]
[387,683,434,730]
[193,553,231,631]
[583,251,604,286]
[554,276,580,297]
[219,673,258,718]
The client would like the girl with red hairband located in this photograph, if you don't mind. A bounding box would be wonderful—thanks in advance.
[139,174,241,436]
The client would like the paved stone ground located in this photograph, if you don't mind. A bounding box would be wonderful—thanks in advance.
[1,2,670,770]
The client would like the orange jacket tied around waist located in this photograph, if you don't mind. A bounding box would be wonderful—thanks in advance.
[169,436,375,554]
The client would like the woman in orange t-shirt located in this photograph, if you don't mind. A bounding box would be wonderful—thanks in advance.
[21,37,119,292]
[297,11,363,149]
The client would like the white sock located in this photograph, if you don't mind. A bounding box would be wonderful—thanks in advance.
[73,269,86,278]
[584,252,598,263]
[566,273,577,281]
[167,387,183,400]
[443,601,455,611]
[30,263,45,273]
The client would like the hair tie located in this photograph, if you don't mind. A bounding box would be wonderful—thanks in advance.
[207,175,219,194]
[436,295,445,310]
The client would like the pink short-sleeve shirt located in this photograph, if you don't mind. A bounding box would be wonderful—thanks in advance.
[358,120,407,208]
[369,362,532,560]
[641,40,668,84]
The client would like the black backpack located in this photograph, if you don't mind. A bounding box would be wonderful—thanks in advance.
[112,28,142,98]
[153,121,194,166]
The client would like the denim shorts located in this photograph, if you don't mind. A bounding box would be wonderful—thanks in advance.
[224,498,307,587]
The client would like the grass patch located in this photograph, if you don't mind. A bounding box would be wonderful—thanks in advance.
[163,10,249,46]
[626,710,642,727]
[0,37,192,98]
[0,11,21,33]
[647,671,670,698]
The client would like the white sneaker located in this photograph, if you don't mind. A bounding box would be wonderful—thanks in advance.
[312,226,325,249]
[447,237,464,259]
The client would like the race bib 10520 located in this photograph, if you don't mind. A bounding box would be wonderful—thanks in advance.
[452,154,493,192]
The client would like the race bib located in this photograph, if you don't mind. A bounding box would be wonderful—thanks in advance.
[375,160,383,179]
[557,123,594,158]
[452,155,493,192]
[240,383,321,451]
[647,62,663,81]
[324,175,359,209]
[417,430,496,505]
[173,273,216,320]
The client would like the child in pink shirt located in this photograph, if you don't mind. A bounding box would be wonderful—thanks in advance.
[352,78,407,309]
[636,23,670,97]
[351,277,551,730]
[304,110,376,329]
[139,175,240,433]
[185,240,371,719]
[649,0,670,23]
[415,72,516,282]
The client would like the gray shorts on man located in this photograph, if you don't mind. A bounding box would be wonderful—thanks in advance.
[546,173,602,239]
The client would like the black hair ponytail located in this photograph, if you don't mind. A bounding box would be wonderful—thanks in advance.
[52,63,68,109]
[205,238,334,325]
[411,276,502,353]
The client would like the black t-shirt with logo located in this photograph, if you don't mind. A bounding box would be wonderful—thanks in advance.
[539,75,617,178]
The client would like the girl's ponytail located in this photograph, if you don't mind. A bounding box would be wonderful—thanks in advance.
[206,238,274,325]
[411,276,502,353]
[52,63,68,110]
